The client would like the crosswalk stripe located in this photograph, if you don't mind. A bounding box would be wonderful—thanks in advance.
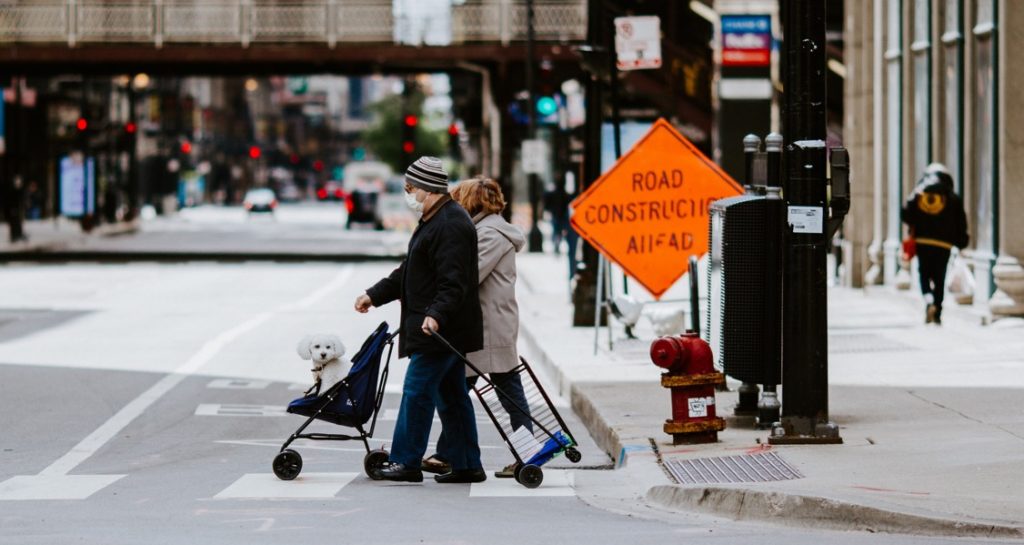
[470,470,576,497]
[208,379,270,390]
[214,473,358,499]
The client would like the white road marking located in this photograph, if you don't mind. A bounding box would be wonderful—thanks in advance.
[208,379,271,389]
[214,473,358,499]
[195,404,287,417]
[470,470,576,497]
[0,267,355,501]
[0,475,125,501]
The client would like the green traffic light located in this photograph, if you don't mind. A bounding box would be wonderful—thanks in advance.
[536,96,557,117]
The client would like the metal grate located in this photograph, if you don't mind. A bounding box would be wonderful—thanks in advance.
[663,451,803,484]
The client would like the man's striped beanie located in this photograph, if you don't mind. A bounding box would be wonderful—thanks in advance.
[405,156,449,193]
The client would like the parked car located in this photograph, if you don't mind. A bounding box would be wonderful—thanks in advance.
[243,188,277,214]
[316,180,346,202]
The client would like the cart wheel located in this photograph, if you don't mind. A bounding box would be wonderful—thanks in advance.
[364,449,390,480]
[516,464,543,489]
[273,449,302,481]
[565,447,582,463]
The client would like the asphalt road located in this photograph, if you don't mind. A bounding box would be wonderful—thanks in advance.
[0,225,996,544]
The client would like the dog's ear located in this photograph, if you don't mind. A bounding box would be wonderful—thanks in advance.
[328,335,345,357]
[296,335,314,360]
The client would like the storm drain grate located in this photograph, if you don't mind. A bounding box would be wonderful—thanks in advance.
[663,451,803,484]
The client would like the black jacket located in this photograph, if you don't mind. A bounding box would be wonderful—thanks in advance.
[366,198,484,358]
[901,178,969,250]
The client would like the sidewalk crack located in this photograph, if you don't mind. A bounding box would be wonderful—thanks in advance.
[907,390,1024,441]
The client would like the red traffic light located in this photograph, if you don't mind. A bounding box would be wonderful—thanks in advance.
[447,123,459,136]
[124,122,137,134]
[402,141,415,154]
[313,160,324,172]
[180,141,192,154]
[248,146,261,159]
[76,118,88,131]
[404,114,418,128]
[290,153,300,165]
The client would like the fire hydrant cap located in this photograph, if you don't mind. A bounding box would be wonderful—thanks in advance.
[650,336,686,370]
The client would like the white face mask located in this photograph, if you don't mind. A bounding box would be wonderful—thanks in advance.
[404,190,424,214]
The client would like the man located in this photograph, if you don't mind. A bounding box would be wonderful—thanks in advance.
[354,156,486,483]
[901,163,970,325]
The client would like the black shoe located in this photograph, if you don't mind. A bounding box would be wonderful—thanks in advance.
[434,468,487,484]
[378,463,423,483]
[934,307,942,325]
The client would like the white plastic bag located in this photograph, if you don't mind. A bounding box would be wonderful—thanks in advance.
[947,255,975,298]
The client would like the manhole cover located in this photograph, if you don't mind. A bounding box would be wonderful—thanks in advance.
[663,451,803,484]
[829,333,915,354]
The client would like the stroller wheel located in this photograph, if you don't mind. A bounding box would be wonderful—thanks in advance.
[516,464,543,489]
[273,449,303,481]
[565,447,582,463]
[364,449,390,480]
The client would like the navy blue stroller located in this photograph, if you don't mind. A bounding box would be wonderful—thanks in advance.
[273,321,397,481]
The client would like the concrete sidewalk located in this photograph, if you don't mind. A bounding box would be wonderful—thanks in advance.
[515,252,1024,538]
[0,217,139,254]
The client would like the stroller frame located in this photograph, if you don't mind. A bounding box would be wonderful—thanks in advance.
[272,327,399,481]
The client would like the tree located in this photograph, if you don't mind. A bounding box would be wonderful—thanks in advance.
[363,92,447,173]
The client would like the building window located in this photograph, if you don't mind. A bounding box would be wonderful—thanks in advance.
[973,0,997,256]
[941,0,963,193]
[911,0,930,177]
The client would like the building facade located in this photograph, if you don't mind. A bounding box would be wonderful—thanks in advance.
[844,0,1024,319]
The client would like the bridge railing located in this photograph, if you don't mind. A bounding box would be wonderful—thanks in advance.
[0,0,586,47]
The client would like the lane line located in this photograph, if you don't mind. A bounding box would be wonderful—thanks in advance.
[37,266,355,478]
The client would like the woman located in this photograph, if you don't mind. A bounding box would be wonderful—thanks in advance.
[424,176,530,479]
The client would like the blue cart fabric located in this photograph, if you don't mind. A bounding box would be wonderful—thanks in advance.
[524,431,573,467]
[286,321,390,428]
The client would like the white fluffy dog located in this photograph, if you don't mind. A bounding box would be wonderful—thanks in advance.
[296,334,347,397]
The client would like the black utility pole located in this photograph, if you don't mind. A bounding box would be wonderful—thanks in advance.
[571,0,605,326]
[525,0,544,252]
[771,0,841,444]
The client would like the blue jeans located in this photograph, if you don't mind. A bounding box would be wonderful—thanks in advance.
[436,370,532,462]
[390,351,482,471]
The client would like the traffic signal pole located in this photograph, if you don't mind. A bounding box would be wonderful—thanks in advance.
[525,0,544,252]
[769,0,841,444]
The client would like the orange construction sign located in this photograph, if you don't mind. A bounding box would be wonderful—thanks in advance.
[570,118,744,299]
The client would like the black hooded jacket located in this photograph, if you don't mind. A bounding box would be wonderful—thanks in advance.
[366,197,484,358]
[901,174,969,250]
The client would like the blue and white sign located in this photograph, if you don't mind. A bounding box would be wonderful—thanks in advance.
[60,154,96,217]
[721,14,772,67]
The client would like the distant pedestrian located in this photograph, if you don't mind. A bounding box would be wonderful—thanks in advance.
[901,163,969,325]
[424,176,530,479]
[354,156,486,484]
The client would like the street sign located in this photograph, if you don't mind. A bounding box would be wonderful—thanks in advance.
[570,119,744,299]
[521,139,548,174]
[721,14,772,67]
[614,16,662,71]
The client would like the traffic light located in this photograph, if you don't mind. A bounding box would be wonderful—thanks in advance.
[248,145,261,159]
[180,140,192,154]
[448,122,461,160]
[124,122,137,134]
[76,117,88,132]
[536,96,558,118]
[401,114,417,160]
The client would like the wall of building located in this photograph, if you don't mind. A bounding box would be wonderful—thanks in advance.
[844,0,1024,319]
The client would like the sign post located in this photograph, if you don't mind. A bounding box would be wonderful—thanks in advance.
[570,118,744,300]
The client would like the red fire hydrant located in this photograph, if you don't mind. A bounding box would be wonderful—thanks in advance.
[650,332,726,444]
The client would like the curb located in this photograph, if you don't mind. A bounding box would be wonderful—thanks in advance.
[646,486,1024,538]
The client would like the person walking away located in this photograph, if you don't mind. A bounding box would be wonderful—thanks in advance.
[901,163,969,324]
[354,156,486,483]
[423,177,530,479]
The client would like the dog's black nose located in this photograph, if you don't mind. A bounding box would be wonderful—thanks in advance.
[320,353,327,358]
